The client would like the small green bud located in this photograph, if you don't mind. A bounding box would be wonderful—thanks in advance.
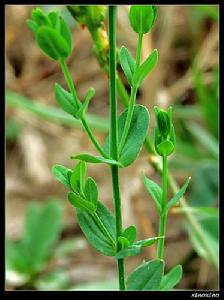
[129,5,158,35]
[154,106,176,157]
[118,236,130,249]
[27,8,72,61]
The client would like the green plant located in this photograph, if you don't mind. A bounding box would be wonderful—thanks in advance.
[6,200,64,288]
[143,106,190,287]
[66,5,216,268]
[27,5,191,291]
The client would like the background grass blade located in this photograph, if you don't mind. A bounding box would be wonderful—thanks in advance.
[6,90,109,133]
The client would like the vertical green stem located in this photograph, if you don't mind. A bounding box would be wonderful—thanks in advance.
[108,5,125,291]
[118,33,143,154]
[157,155,168,260]
[135,33,143,67]
[109,6,118,160]
[111,165,125,289]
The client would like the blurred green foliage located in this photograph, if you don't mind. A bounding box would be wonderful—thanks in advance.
[6,119,23,142]
[6,90,109,133]
[6,200,63,273]
[170,62,219,267]
[189,5,219,37]
[190,5,219,24]
[6,199,65,288]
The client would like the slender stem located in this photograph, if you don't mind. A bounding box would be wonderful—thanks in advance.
[135,33,143,67]
[59,59,81,109]
[157,155,168,260]
[111,165,125,289]
[118,33,143,155]
[59,60,109,158]
[162,155,168,210]
[109,8,118,161]
[92,212,116,249]
[108,6,125,291]
[81,117,109,158]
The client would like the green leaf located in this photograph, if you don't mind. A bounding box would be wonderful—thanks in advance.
[132,49,158,87]
[36,26,71,60]
[119,46,136,86]
[159,265,183,290]
[26,19,39,33]
[6,240,30,274]
[157,140,175,157]
[154,106,171,138]
[122,225,137,244]
[118,236,130,249]
[31,8,50,27]
[68,191,96,213]
[48,11,60,30]
[69,161,86,193]
[52,164,72,189]
[116,236,162,259]
[129,5,157,34]
[59,16,72,52]
[76,87,95,118]
[135,236,163,248]
[71,153,122,167]
[104,105,150,167]
[20,200,63,274]
[127,259,164,290]
[84,177,98,209]
[143,176,162,213]
[165,177,191,212]
[116,244,141,259]
[77,202,116,256]
[54,83,78,117]
[169,124,176,148]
